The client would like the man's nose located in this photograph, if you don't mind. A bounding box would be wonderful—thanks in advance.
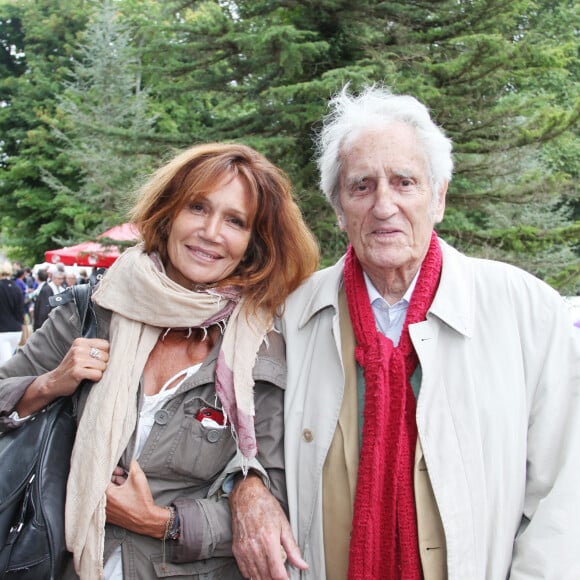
[372,181,398,218]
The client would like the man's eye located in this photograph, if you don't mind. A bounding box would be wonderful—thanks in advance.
[353,179,374,193]
[399,177,416,189]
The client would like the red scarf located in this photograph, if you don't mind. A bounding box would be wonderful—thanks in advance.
[344,232,442,579]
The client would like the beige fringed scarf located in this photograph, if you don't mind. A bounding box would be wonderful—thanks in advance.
[64,243,271,579]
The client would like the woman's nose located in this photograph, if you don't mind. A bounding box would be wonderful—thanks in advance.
[201,215,221,240]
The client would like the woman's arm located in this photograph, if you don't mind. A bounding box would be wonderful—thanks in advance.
[104,379,291,566]
[0,299,109,424]
[106,460,168,539]
[15,336,110,417]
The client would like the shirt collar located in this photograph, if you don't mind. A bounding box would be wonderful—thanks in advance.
[363,268,420,307]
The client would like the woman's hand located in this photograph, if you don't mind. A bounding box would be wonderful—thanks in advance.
[45,337,110,396]
[106,459,168,539]
[15,337,110,417]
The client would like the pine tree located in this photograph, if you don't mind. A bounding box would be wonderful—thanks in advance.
[0,0,89,263]
[138,0,578,286]
[43,0,158,243]
[1,0,577,291]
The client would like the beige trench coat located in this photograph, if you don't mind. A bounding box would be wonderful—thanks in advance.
[280,239,580,580]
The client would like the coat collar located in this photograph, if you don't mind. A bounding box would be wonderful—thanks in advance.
[429,239,474,338]
[297,255,346,330]
[296,238,474,338]
[185,329,287,391]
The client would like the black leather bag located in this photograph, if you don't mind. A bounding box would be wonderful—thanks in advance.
[0,283,96,579]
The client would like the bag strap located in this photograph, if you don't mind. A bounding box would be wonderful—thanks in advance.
[49,284,97,339]
[71,284,97,339]
[49,284,98,417]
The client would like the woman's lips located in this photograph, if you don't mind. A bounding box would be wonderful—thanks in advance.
[188,245,222,262]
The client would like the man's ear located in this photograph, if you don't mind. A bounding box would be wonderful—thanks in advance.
[337,212,346,230]
[433,181,448,224]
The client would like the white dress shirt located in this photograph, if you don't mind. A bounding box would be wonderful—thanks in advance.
[363,270,419,346]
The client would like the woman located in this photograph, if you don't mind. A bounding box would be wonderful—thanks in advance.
[0,143,319,579]
[0,262,24,363]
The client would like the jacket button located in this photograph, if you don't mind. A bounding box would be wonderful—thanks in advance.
[206,429,221,443]
[113,527,126,539]
[154,409,169,425]
[303,429,314,442]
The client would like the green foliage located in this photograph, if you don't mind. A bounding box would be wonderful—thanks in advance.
[42,0,158,242]
[0,0,89,263]
[0,0,578,294]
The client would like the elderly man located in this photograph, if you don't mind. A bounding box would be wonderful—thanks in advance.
[230,86,580,580]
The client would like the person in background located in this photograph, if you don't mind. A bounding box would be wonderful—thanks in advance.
[229,86,580,580]
[51,267,66,294]
[12,269,28,301]
[0,262,24,364]
[22,266,38,326]
[32,267,65,331]
[65,272,79,288]
[0,142,319,579]
[78,269,90,284]
[12,268,32,318]
[24,266,37,291]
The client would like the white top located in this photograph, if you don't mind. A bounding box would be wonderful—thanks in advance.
[104,363,202,580]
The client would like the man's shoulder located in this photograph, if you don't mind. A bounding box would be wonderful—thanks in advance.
[440,238,562,307]
[286,257,344,308]
[39,282,54,296]
[0,279,21,297]
[293,257,345,293]
[280,258,345,334]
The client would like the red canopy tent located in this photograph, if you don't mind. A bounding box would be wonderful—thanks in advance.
[44,223,140,268]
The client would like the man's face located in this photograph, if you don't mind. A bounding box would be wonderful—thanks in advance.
[338,122,447,291]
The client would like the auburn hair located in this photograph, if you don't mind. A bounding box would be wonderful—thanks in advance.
[130,143,319,317]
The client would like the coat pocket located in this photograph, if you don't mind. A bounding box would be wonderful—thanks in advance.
[165,397,236,483]
[150,554,243,578]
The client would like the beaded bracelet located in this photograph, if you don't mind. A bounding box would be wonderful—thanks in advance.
[164,505,180,541]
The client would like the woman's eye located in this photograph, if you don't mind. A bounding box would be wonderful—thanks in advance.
[227,216,246,228]
[189,202,205,213]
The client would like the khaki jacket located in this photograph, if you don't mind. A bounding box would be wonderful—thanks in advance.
[0,291,286,579]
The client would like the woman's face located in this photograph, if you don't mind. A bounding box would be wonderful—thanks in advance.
[165,175,253,287]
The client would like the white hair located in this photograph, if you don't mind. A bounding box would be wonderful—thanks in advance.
[315,84,454,212]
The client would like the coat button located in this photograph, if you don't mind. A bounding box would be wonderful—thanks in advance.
[154,409,169,425]
[206,429,221,443]
[303,429,314,442]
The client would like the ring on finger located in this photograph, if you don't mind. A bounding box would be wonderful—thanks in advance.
[89,347,101,360]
